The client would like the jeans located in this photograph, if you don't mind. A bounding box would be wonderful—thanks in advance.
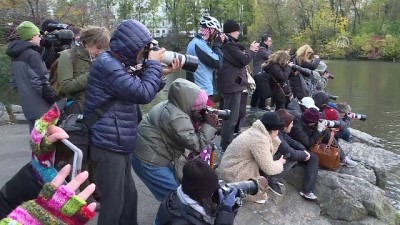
[220,91,242,150]
[90,145,138,225]
[266,155,298,184]
[132,155,178,201]
[335,127,351,142]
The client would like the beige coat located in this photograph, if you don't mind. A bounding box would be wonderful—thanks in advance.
[217,120,283,201]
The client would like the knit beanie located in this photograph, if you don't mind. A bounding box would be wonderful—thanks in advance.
[302,108,320,124]
[182,158,219,203]
[16,21,40,41]
[276,109,294,127]
[261,112,284,131]
[223,19,240,33]
[312,91,330,109]
[191,89,208,111]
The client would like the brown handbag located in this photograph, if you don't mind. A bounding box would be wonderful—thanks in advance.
[309,132,341,171]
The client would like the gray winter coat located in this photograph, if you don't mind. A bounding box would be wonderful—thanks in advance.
[134,79,217,166]
[6,40,56,121]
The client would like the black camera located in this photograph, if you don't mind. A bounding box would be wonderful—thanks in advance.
[201,107,231,120]
[320,119,341,128]
[218,179,258,198]
[145,41,199,73]
[41,23,74,52]
[349,113,367,121]
[328,94,338,101]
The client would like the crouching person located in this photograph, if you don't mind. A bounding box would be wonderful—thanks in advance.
[275,109,319,200]
[133,79,218,201]
[155,158,237,225]
[218,112,286,203]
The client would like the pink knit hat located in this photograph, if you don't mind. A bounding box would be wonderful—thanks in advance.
[192,89,208,111]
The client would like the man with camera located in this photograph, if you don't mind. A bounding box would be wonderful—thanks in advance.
[186,15,225,107]
[83,19,179,225]
[6,21,56,132]
[133,78,218,201]
[217,19,259,152]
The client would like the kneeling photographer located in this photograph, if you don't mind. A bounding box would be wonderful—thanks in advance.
[133,78,219,201]
[156,158,267,225]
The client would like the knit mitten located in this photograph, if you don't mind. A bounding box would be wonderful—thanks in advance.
[30,104,60,167]
[0,183,95,225]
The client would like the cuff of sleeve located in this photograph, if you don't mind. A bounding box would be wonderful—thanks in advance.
[200,123,218,139]
[219,205,232,213]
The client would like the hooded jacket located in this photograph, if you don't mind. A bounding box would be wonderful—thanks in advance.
[6,40,56,121]
[134,79,217,166]
[83,19,163,153]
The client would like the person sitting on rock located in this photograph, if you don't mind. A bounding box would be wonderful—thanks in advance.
[287,96,319,117]
[289,108,358,167]
[155,158,238,225]
[217,112,286,203]
[276,109,319,200]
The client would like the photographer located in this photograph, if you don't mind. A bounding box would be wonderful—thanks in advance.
[218,112,286,203]
[83,19,180,225]
[289,108,357,167]
[133,78,218,201]
[155,158,237,225]
[186,15,224,107]
[6,21,56,132]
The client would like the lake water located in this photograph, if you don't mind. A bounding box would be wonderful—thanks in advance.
[142,60,400,209]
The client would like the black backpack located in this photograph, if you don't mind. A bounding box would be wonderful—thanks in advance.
[253,70,273,99]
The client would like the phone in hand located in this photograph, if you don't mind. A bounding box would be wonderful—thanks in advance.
[283,153,291,159]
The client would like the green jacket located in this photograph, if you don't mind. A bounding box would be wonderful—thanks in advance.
[57,46,91,107]
[134,78,217,167]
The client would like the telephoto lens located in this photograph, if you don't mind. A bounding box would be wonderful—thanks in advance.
[353,113,367,121]
[163,51,199,73]
[320,119,341,128]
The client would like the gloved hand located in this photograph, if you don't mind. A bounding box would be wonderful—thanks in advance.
[218,187,238,212]
[317,120,327,132]
[204,111,219,128]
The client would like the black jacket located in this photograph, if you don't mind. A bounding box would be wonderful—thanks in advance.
[217,35,255,94]
[266,63,292,102]
[156,192,235,225]
[289,116,323,149]
[252,43,272,75]
[278,131,308,161]
[289,57,320,100]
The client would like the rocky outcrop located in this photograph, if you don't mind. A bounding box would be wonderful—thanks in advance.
[235,109,400,225]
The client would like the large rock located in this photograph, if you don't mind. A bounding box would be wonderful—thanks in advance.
[341,141,400,188]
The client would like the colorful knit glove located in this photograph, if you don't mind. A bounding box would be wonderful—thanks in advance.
[30,104,60,167]
[0,183,95,225]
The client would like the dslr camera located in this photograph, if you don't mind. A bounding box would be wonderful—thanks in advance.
[218,176,267,201]
[41,23,74,53]
[348,113,367,121]
[144,40,199,73]
[319,119,341,128]
[201,107,231,120]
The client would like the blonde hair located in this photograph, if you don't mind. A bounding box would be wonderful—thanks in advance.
[80,26,110,50]
[296,45,313,65]
[262,50,289,68]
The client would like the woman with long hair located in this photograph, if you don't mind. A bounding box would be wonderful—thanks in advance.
[263,50,293,110]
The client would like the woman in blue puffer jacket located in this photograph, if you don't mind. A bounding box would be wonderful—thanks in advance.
[83,19,180,225]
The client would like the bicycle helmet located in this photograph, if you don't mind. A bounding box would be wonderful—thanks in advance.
[200,16,221,32]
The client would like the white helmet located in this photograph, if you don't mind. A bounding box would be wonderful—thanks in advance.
[200,16,221,32]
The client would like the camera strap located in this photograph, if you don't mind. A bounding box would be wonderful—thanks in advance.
[107,50,125,66]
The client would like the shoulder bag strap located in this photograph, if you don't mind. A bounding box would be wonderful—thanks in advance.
[82,99,118,128]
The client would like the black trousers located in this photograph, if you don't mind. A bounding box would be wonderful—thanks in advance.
[267,155,297,184]
[91,145,138,225]
[250,90,266,108]
[298,152,319,193]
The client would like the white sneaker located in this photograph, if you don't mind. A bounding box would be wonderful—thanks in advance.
[341,156,358,168]
[299,191,318,200]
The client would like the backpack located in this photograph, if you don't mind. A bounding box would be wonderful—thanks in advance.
[253,64,274,99]
[49,48,78,99]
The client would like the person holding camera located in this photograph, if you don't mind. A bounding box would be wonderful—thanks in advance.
[275,109,319,200]
[289,45,321,100]
[250,34,273,111]
[217,19,259,151]
[289,108,357,167]
[83,19,179,225]
[264,50,293,110]
[6,21,57,132]
[133,78,218,201]
[218,112,286,203]
[186,15,224,107]
[155,158,237,225]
